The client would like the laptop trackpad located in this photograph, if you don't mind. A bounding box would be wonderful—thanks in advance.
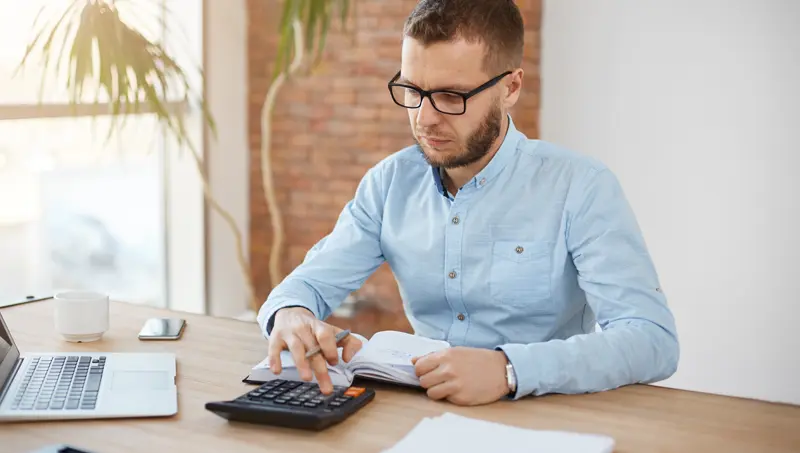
[111,371,170,391]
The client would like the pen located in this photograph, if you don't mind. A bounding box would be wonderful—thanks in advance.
[305,329,351,359]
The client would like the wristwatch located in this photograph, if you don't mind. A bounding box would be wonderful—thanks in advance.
[504,360,517,395]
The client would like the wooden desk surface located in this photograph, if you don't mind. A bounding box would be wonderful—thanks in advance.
[2,300,799,453]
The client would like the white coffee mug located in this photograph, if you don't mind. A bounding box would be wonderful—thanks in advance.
[54,291,110,342]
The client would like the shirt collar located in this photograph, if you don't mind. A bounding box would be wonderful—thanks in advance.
[430,114,524,197]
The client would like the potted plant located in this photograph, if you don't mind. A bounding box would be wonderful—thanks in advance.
[16,0,352,312]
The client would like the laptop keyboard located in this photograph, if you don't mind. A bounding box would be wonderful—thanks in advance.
[10,355,106,411]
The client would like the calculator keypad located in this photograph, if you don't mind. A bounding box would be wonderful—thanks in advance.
[238,379,358,410]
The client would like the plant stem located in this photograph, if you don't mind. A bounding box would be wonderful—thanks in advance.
[261,18,306,291]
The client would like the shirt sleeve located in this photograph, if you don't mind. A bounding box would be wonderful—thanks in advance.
[257,163,388,337]
[498,166,680,399]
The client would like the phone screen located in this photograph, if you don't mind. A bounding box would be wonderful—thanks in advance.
[138,318,186,339]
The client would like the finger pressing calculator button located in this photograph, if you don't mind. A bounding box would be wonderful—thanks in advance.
[344,387,365,397]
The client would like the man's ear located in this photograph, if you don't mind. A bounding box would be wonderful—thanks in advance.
[503,68,524,109]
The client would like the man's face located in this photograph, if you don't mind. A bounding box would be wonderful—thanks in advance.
[399,37,506,169]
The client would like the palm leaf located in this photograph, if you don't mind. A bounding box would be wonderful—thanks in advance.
[16,0,209,151]
[273,0,352,81]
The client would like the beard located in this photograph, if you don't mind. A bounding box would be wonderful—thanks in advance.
[415,104,503,169]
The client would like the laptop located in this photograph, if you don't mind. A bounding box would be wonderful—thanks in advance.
[0,310,177,422]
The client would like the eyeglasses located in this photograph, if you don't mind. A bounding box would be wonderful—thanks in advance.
[387,70,512,115]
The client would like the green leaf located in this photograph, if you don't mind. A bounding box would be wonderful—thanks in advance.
[313,0,331,69]
[53,20,77,80]
[272,0,304,81]
[15,1,81,75]
[67,4,96,104]
[340,0,350,29]
[305,0,320,57]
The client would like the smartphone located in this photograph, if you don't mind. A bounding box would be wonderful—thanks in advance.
[138,317,186,340]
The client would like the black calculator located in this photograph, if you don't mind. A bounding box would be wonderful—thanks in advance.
[205,379,376,431]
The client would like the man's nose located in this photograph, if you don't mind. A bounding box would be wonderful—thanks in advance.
[415,96,441,128]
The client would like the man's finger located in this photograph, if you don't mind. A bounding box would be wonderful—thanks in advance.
[340,335,363,362]
[285,335,312,381]
[414,352,442,377]
[299,328,333,393]
[268,336,287,374]
[309,354,334,395]
[426,381,456,401]
[418,365,447,389]
[314,325,340,366]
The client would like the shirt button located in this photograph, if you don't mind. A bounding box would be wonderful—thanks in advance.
[448,271,457,279]
[457,313,465,321]
[452,216,460,225]
[515,246,524,254]
[479,178,486,186]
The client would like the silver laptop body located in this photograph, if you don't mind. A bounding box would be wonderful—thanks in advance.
[0,310,177,421]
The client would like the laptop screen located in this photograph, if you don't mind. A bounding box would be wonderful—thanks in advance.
[0,311,20,391]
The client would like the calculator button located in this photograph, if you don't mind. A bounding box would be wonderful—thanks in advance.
[303,401,320,408]
[276,382,300,392]
[274,398,289,404]
[289,401,303,406]
[344,387,365,397]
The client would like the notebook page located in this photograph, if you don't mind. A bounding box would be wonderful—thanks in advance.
[346,332,449,385]
[382,412,615,453]
[353,331,450,366]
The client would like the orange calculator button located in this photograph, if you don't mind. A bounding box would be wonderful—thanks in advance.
[344,387,365,397]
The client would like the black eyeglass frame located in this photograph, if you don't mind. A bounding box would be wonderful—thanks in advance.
[387,70,513,115]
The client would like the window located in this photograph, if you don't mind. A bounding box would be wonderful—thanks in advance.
[0,0,204,312]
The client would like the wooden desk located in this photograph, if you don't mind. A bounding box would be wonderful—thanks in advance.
[2,300,799,453]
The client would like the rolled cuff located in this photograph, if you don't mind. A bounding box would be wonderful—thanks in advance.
[258,300,321,338]
[496,342,555,400]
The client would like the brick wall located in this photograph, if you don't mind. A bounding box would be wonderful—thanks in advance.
[248,0,542,334]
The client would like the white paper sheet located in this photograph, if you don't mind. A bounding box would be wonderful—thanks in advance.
[382,412,615,453]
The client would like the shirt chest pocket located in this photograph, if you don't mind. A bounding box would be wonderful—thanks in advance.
[489,241,552,307]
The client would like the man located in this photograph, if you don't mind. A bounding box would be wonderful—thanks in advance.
[258,0,679,406]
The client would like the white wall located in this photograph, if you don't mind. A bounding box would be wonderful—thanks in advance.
[541,0,800,405]
[165,0,206,315]
[205,0,251,318]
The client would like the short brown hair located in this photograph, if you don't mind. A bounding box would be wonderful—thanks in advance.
[403,0,525,74]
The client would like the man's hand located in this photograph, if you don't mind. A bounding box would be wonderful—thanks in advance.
[412,347,510,406]
[268,307,363,395]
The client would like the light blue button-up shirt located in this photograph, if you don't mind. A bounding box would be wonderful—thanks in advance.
[258,115,679,399]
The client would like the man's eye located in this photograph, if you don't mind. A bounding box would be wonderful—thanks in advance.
[432,92,462,105]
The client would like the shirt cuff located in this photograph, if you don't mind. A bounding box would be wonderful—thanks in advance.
[260,301,320,337]
[497,342,557,400]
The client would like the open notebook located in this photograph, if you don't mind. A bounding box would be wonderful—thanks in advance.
[246,331,450,387]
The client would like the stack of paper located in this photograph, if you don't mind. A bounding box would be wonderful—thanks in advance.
[382,412,615,453]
